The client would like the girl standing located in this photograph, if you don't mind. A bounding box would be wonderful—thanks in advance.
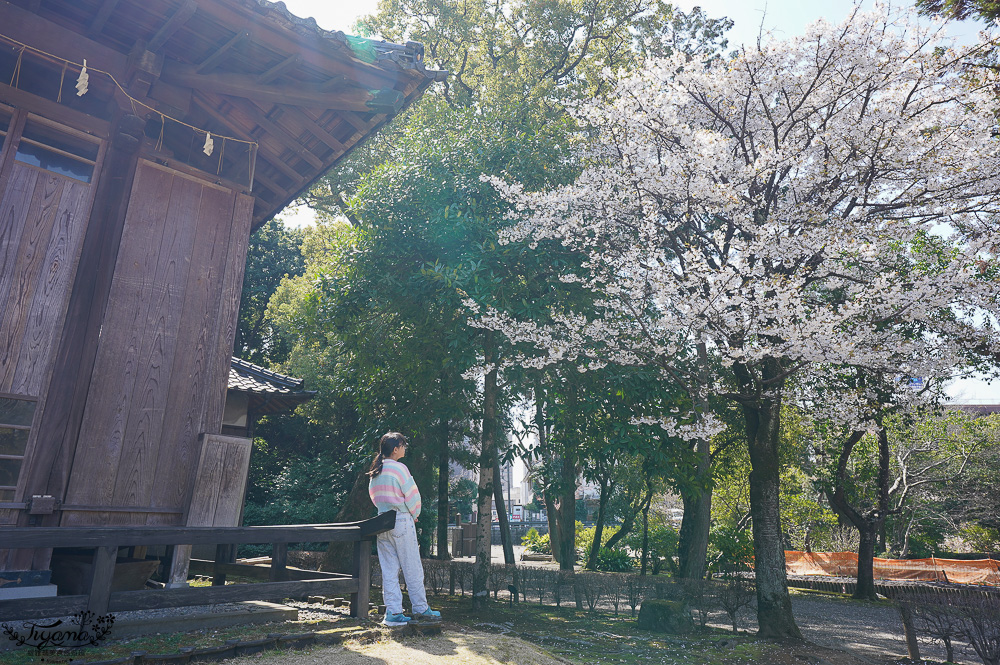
[368,432,441,626]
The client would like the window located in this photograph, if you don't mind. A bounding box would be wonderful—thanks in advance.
[0,395,36,502]
[14,118,99,183]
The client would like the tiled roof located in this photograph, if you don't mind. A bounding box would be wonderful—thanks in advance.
[228,357,315,414]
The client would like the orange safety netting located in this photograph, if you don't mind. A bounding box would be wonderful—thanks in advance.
[784,551,1000,585]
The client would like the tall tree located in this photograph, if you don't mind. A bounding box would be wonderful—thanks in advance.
[235,219,305,365]
[475,7,1000,636]
[298,0,733,605]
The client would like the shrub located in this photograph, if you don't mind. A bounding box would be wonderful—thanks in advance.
[521,527,551,554]
[707,524,754,575]
[577,523,620,562]
[594,547,635,572]
[623,517,678,574]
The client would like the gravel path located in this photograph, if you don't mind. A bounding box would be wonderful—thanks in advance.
[718,594,976,665]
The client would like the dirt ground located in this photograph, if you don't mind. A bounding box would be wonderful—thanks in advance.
[221,628,885,665]
[226,631,572,665]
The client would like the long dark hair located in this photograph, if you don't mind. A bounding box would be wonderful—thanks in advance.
[367,432,407,477]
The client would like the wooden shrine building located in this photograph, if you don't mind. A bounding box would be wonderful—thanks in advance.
[0,0,442,592]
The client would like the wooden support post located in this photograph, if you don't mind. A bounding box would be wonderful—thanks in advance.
[213,544,232,586]
[88,546,118,614]
[270,542,288,582]
[350,539,371,618]
[167,545,192,587]
[898,603,921,662]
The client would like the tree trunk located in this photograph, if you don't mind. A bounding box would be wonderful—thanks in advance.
[436,417,451,560]
[603,484,648,551]
[678,341,714,580]
[678,486,712,579]
[585,476,612,570]
[640,491,651,576]
[321,470,375,573]
[827,424,891,604]
[493,457,520,599]
[741,361,802,640]
[556,451,578,572]
[536,385,561,564]
[855,523,878,601]
[494,458,516,566]
[544,489,561,564]
[473,335,500,609]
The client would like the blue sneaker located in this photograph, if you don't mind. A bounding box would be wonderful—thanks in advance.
[413,607,441,621]
[383,612,412,627]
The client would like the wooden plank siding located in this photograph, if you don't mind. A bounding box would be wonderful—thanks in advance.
[186,434,251,528]
[63,162,174,526]
[146,184,237,523]
[61,160,252,528]
[201,192,252,435]
[8,176,94,396]
[0,163,96,540]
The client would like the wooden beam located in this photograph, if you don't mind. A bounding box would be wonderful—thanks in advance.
[0,82,110,137]
[233,100,324,171]
[270,542,288,582]
[189,92,256,143]
[162,61,403,113]
[250,171,285,198]
[89,0,122,35]
[88,546,118,614]
[256,145,308,184]
[188,559,352,581]
[283,106,347,153]
[0,595,88,622]
[335,109,377,134]
[1,1,129,78]
[350,539,371,618]
[197,30,252,74]
[110,578,358,612]
[147,0,199,53]
[0,524,371,548]
[256,54,300,85]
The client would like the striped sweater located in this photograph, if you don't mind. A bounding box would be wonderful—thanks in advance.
[368,458,421,519]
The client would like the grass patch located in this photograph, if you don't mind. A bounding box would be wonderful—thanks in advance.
[0,609,370,665]
[429,595,771,665]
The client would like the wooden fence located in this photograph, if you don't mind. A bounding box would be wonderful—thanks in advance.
[0,512,394,622]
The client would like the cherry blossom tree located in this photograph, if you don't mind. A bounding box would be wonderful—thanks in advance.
[473,7,1000,638]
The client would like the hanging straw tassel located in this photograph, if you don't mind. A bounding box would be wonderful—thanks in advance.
[76,58,89,96]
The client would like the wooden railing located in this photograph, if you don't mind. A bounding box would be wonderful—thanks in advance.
[0,511,394,622]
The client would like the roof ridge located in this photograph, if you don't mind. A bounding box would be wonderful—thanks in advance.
[230,356,304,389]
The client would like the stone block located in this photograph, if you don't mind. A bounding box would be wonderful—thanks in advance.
[637,599,693,634]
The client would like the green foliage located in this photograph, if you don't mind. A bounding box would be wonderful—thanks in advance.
[594,547,635,572]
[521,527,552,554]
[957,523,1000,553]
[576,522,619,558]
[916,0,1000,21]
[707,525,754,575]
[450,477,478,517]
[624,511,679,575]
[235,218,304,365]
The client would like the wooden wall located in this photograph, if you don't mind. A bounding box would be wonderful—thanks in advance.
[0,160,99,528]
[60,160,252,527]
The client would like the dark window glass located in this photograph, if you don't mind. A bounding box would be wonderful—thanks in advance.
[0,458,22,487]
[0,489,13,502]
[14,120,98,183]
[0,428,29,456]
[0,397,35,428]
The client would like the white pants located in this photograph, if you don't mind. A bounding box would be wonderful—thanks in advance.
[376,512,428,615]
